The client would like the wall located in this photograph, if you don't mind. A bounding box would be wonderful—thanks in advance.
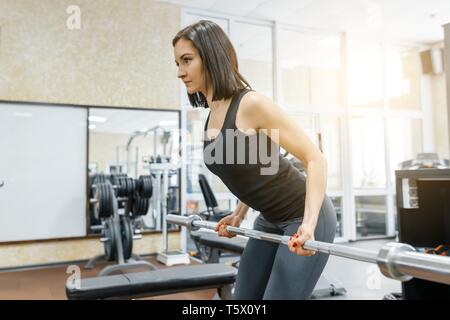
[0,234,180,269]
[90,131,155,177]
[430,42,449,159]
[0,0,180,109]
[0,0,182,268]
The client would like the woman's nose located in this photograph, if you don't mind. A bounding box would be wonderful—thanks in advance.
[177,68,186,79]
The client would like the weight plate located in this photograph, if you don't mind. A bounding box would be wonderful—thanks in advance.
[102,218,116,261]
[121,216,133,260]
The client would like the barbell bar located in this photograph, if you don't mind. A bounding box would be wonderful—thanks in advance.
[90,197,130,204]
[167,214,450,286]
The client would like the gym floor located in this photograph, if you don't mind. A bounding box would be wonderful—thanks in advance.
[0,255,217,300]
[0,239,400,300]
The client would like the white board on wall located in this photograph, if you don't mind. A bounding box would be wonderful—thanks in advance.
[0,103,87,242]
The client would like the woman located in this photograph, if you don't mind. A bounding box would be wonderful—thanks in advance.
[173,20,337,300]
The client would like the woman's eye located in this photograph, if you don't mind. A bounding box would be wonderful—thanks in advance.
[184,59,191,64]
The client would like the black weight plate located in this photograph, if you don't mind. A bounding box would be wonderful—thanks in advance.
[104,183,113,218]
[129,179,136,196]
[99,183,106,218]
[128,178,133,197]
[132,196,140,216]
[97,183,105,219]
[119,177,125,197]
[92,185,100,219]
[121,216,133,260]
[142,177,150,198]
[109,182,115,217]
[142,198,149,216]
[102,218,116,261]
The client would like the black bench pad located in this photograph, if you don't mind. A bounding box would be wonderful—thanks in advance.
[66,263,237,300]
[197,233,248,255]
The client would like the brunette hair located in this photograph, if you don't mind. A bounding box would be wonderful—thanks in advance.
[172,20,251,108]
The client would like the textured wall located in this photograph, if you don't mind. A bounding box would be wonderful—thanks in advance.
[0,0,180,109]
[0,233,181,269]
[0,0,183,268]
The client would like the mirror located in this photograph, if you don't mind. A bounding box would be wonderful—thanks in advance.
[87,107,181,235]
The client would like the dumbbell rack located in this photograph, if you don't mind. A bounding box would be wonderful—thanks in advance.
[85,182,157,276]
[149,162,191,266]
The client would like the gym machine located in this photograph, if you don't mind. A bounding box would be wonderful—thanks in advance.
[85,174,156,276]
[167,214,450,286]
[126,125,188,266]
[151,161,190,266]
[395,168,450,299]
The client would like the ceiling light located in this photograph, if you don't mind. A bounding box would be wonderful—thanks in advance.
[13,112,33,118]
[88,116,107,123]
[159,120,177,126]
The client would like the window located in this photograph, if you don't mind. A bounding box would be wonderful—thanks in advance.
[321,116,342,190]
[351,116,386,188]
[388,117,423,182]
[387,46,422,111]
[348,40,383,109]
[355,195,387,238]
[233,21,273,98]
[289,113,319,145]
[279,30,342,108]
[330,196,343,237]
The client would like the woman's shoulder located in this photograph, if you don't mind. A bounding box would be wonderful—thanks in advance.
[240,90,276,116]
[238,90,277,130]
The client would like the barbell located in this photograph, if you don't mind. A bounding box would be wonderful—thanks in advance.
[167,214,450,286]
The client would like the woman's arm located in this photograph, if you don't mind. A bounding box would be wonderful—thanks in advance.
[240,92,328,255]
[234,200,250,219]
[215,200,249,238]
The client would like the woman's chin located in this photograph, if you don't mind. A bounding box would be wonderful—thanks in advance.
[186,87,197,95]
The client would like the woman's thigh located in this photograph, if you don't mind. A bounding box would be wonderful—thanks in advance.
[263,196,337,299]
[233,216,283,300]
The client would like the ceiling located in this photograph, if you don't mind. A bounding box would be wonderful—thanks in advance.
[159,0,450,43]
[88,108,179,134]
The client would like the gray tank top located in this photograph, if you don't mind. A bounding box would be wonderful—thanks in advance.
[203,89,307,223]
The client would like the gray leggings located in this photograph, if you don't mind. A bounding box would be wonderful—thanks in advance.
[233,195,337,300]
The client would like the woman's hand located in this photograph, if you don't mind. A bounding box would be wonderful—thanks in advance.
[214,214,243,238]
[288,223,317,256]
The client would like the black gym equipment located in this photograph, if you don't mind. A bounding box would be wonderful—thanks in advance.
[128,193,150,217]
[102,217,116,261]
[85,174,156,275]
[398,152,449,170]
[66,264,236,300]
[198,174,233,221]
[395,168,450,299]
[120,215,133,261]
[137,175,153,198]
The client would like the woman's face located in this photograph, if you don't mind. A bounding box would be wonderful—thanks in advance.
[173,38,205,95]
